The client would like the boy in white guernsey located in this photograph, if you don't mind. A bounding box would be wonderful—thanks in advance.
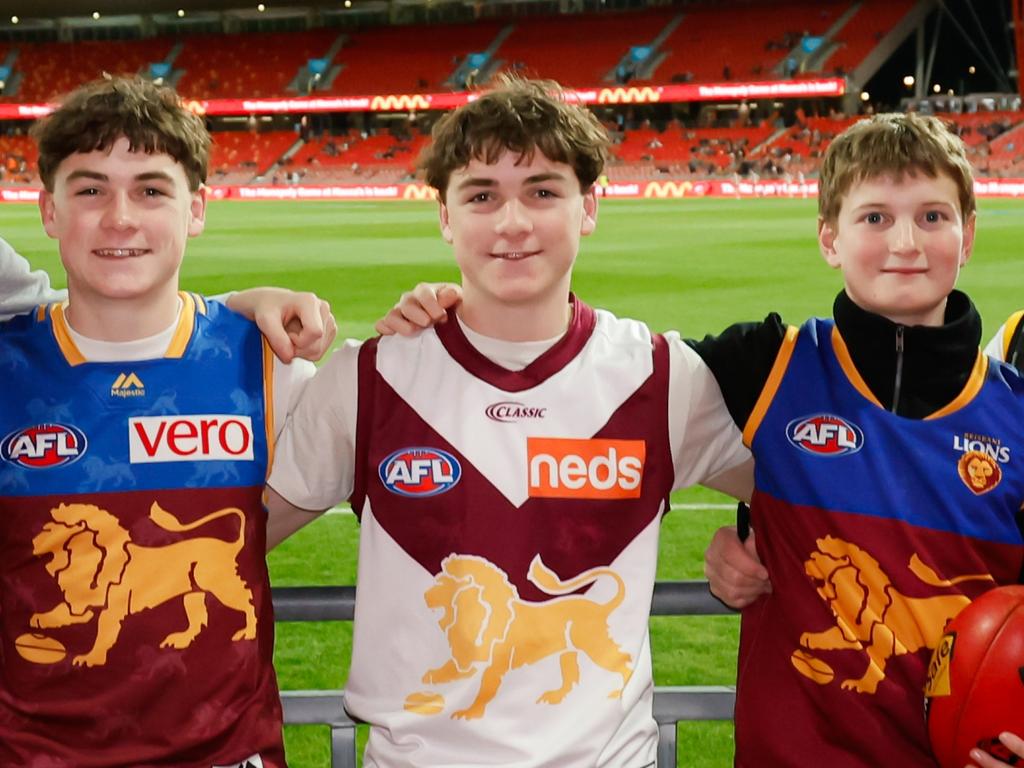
[265,76,750,768]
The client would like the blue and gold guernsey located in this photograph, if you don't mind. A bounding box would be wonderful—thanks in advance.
[737,318,1024,768]
[0,294,284,768]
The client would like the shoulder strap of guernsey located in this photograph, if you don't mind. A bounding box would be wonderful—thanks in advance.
[1004,310,1024,370]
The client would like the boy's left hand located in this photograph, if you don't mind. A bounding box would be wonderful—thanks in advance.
[968,732,1024,767]
[227,287,337,363]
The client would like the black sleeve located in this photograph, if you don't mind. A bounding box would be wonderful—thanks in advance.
[685,314,790,430]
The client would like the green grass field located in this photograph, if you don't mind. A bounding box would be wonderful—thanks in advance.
[5,196,1024,766]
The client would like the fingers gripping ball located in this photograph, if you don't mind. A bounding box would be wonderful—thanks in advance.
[925,585,1024,768]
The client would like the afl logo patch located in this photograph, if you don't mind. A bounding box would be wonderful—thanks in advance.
[1,424,88,469]
[786,414,863,457]
[379,447,462,497]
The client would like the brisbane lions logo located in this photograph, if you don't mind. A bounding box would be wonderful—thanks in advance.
[406,554,632,720]
[793,536,993,694]
[25,501,256,667]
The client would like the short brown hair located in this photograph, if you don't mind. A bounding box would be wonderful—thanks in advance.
[33,75,210,192]
[420,74,610,200]
[818,112,975,225]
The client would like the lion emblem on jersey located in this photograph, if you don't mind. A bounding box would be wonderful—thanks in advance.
[28,501,257,667]
[414,554,632,720]
[796,535,993,694]
[957,450,1002,495]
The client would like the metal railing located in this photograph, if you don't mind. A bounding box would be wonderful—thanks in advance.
[273,581,736,768]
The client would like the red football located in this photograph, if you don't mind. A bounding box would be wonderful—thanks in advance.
[925,585,1024,768]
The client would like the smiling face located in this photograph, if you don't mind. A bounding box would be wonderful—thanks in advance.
[818,170,975,327]
[439,149,597,335]
[39,135,206,322]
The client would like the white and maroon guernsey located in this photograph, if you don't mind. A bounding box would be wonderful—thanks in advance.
[270,297,747,768]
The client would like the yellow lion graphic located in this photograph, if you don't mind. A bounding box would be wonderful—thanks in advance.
[29,501,256,667]
[419,554,632,720]
[799,535,992,693]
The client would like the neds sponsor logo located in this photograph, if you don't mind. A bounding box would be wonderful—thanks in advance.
[528,437,645,499]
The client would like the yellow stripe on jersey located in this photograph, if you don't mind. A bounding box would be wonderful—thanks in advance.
[49,303,87,366]
[831,326,884,408]
[262,335,275,480]
[35,304,47,322]
[1002,310,1024,363]
[164,291,197,358]
[193,293,208,316]
[929,352,987,420]
[743,325,799,448]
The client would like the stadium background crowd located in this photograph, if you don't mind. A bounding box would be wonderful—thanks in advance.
[0,0,1021,191]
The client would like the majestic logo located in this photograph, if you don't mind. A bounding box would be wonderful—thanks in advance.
[597,86,661,104]
[786,414,864,457]
[958,451,1002,495]
[643,180,694,198]
[527,437,644,499]
[485,401,547,423]
[128,415,254,464]
[792,536,992,694]
[23,501,256,667]
[379,447,462,497]
[111,372,145,398]
[405,554,631,719]
[1,424,87,469]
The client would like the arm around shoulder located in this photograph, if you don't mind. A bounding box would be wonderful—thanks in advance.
[0,238,64,318]
[685,314,789,429]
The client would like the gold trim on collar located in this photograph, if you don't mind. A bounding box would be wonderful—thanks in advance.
[743,325,799,447]
[928,352,987,420]
[49,303,87,366]
[1002,310,1024,363]
[165,291,197,358]
[831,326,883,408]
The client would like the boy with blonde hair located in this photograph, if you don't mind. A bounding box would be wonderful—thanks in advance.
[695,113,1024,767]
[0,76,313,766]
[266,76,751,768]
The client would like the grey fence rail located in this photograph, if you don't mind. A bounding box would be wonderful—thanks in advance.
[273,581,736,768]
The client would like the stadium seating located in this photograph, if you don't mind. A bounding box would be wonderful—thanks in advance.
[326,21,503,95]
[493,9,676,87]
[176,29,338,99]
[208,129,301,181]
[826,0,917,76]
[653,1,843,83]
[0,133,36,184]
[3,39,174,103]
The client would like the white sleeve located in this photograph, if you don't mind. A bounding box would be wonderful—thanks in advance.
[270,355,316,440]
[666,331,751,491]
[0,238,65,319]
[984,323,1006,361]
[267,339,361,510]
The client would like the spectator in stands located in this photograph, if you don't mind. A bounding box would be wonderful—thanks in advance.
[264,74,752,768]
[0,75,337,767]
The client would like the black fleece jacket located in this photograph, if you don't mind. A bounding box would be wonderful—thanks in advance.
[687,289,983,430]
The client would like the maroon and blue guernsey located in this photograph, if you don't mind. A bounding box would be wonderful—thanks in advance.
[0,294,284,768]
[737,318,1024,767]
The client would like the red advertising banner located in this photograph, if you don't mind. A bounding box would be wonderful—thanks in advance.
[12,176,1024,203]
[0,78,846,120]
